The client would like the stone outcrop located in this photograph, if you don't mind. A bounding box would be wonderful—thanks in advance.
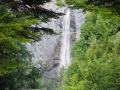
[70,11,76,32]
[26,0,85,85]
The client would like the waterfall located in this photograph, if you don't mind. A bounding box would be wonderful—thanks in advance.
[60,9,70,68]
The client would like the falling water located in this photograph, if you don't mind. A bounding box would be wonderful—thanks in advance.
[60,9,70,68]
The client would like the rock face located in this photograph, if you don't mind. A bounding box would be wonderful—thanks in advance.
[70,11,76,32]
[26,0,84,83]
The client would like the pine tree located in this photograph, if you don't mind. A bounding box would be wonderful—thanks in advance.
[0,0,63,75]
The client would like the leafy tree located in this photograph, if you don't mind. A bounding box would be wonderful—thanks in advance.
[65,0,120,17]
[60,33,120,90]
[38,78,56,90]
[57,13,120,90]
[71,12,119,61]
[0,0,63,75]
[58,0,120,90]
[56,0,65,7]
[0,44,47,90]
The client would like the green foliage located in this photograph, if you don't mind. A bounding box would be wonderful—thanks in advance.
[0,43,55,90]
[0,2,37,75]
[0,43,33,76]
[62,35,120,90]
[0,0,64,89]
[0,59,47,90]
[57,0,120,89]
[38,78,56,90]
[58,67,66,84]
[71,12,119,61]
[65,0,120,19]
[58,12,120,90]
[0,0,63,76]
[56,0,65,7]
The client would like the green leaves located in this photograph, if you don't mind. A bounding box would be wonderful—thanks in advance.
[57,0,120,89]
[65,0,120,17]
[0,60,47,90]
[0,0,63,76]
[58,12,120,90]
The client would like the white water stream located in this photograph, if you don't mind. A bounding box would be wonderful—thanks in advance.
[60,9,70,68]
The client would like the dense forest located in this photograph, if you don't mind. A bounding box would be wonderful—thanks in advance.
[57,0,120,90]
[0,0,120,90]
[0,0,62,90]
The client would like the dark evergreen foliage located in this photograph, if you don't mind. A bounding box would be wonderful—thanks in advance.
[66,0,120,17]
[0,0,61,18]
[0,0,63,75]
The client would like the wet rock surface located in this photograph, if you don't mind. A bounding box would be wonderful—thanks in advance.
[70,11,76,32]
[26,0,85,85]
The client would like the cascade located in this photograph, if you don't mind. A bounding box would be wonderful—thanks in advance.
[60,9,70,68]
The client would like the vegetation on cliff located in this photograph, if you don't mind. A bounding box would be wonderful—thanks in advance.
[57,0,120,90]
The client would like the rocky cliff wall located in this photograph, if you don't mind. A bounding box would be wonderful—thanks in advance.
[26,0,84,82]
